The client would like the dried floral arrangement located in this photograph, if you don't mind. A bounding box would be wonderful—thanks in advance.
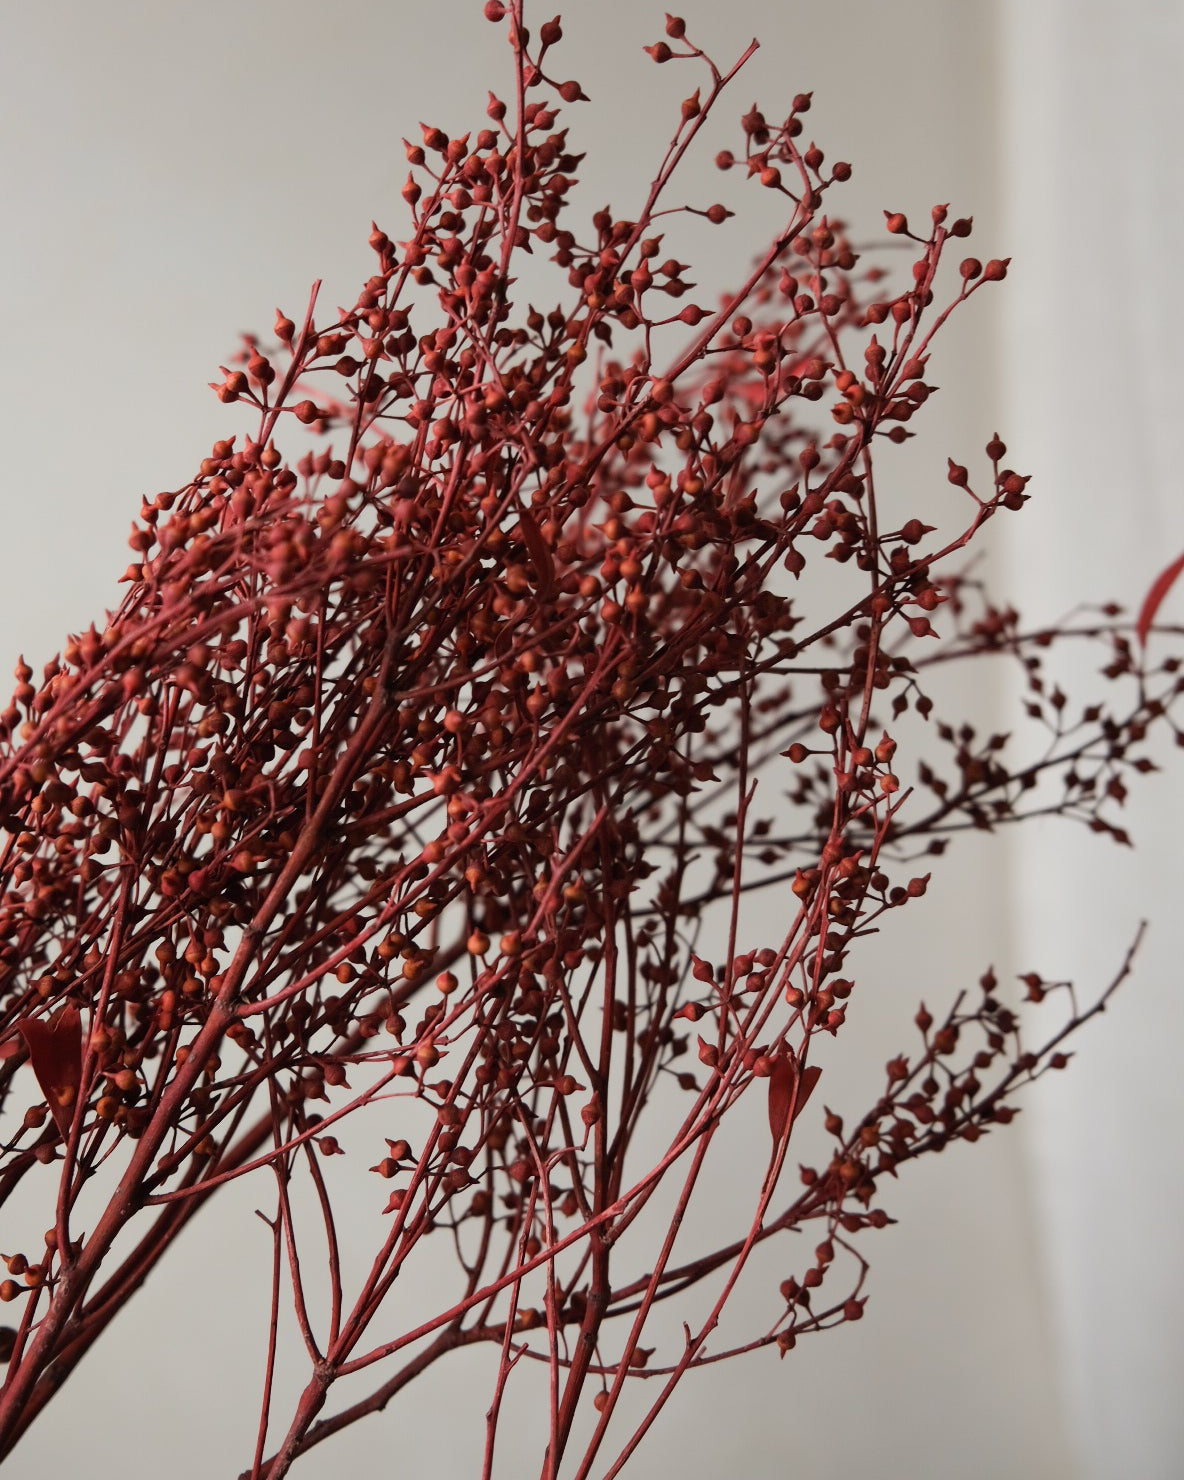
[0,5,1176,1475]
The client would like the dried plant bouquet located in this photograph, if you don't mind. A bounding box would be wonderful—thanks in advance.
[0,6,1176,1476]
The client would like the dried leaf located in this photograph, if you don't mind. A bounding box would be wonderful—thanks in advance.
[1136,549,1184,646]
[16,1008,83,1138]
[517,504,555,599]
[795,1064,822,1120]
[767,1053,799,1144]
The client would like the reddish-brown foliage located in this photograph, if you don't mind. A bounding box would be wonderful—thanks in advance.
[0,6,1178,1475]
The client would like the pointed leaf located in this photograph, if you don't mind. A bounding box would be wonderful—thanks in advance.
[768,1053,799,1145]
[17,1008,83,1138]
[1136,549,1184,646]
[793,1064,822,1123]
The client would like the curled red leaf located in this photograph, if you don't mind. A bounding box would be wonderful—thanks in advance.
[517,504,555,600]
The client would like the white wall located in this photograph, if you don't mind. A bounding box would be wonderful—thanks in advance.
[999,4,1184,1477]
